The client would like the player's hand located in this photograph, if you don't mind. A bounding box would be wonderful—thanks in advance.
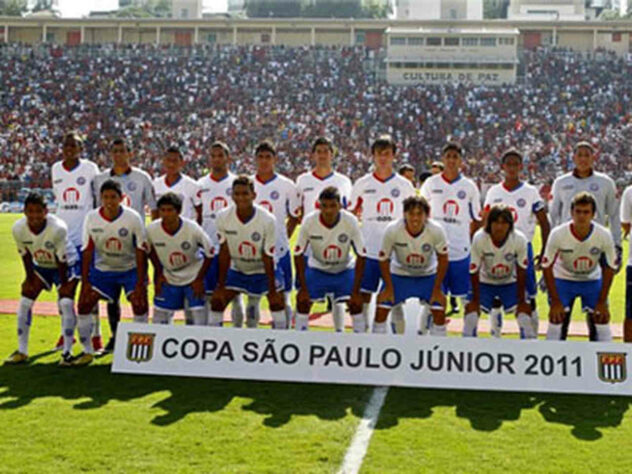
[131,283,148,308]
[154,273,166,295]
[465,299,479,315]
[191,277,205,299]
[297,287,311,308]
[21,277,37,296]
[348,291,363,313]
[593,301,610,324]
[268,288,283,309]
[430,288,446,309]
[78,281,92,307]
[377,286,394,304]
[548,299,566,324]
[534,254,543,271]
[516,301,532,316]
[615,245,623,274]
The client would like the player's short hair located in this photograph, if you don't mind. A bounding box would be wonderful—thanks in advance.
[63,131,83,146]
[371,134,397,155]
[399,164,415,175]
[232,175,255,192]
[442,141,463,157]
[431,161,445,170]
[24,192,46,210]
[157,192,183,213]
[418,171,433,184]
[110,137,132,152]
[312,136,334,154]
[501,148,523,163]
[571,192,597,213]
[485,204,514,234]
[100,179,123,197]
[318,186,340,203]
[165,145,183,158]
[255,140,277,156]
[574,141,595,154]
[210,140,230,157]
[403,196,430,215]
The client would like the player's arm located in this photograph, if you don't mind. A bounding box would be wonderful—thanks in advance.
[432,252,448,308]
[549,179,562,227]
[192,228,213,299]
[541,236,565,324]
[607,181,622,246]
[349,219,367,309]
[53,227,70,286]
[286,184,301,239]
[195,205,203,225]
[216,242,230,289]
[263,218,283,307]
[349,183,363,219]
[469,185,483,238]
[377,228,395,303]
[148,246,165,294]
[595,235,618,323]
[293,225,310,304]
[286,215,299,240]
[534,208,551,265]
[465,238,481,314]
[621,187,632,240]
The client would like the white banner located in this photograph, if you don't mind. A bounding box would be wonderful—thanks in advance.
[112,323,632,396]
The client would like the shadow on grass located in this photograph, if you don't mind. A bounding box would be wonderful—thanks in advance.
[376,387,632,440]
[0,357,370,428]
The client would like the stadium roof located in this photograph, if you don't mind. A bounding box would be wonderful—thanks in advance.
[386,27,520,35]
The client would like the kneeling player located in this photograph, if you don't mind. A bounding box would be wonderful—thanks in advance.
[376,196,449,336]
[76,180,149,366]
[147,193,213,325]
[294,187,366,332]
[542,192,616,342]
[464,205,534,339]
[210,176,286,329]
[6,193,79,365]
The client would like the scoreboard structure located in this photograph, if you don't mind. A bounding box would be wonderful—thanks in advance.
[386,27,520,86]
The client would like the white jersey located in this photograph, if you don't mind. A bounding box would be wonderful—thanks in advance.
[216,205,276,275]
[253,173,300,257]
[470,229,529,285]
[146,218,213,286]
[153,174,201,221]
[51,159,99,247]
[350,173,416,259]
[296,170,352,214]
[94,167,157,221]
[12,214,77,269]
[484,182,544,241]
[620,185,632,265]
[378,218,448,277]
[294,210,366,274]
[541,222,616,282]
[197,172,236,250]
[82,206,147,272]
[420,173,482,261]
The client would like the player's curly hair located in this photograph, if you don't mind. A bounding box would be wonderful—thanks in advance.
[157,192,183,213]
[403,196,430,215]
[100,179,123,197]
[318,186,340,203]
[571,192,597,213]
[485,204,514,234]
[232,175,254,192]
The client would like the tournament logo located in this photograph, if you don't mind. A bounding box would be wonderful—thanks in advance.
[44,241,55,249]
[597,352,627,384]
[181,241,191,250]
[338,233,349,243]
[76,176,86,186]
[590,247,601,255]
[118,228,129,237]
[589,183,599,192]
[516,198,526,208]
[251,232,261,242]
[422,243,432,253]
[391,188,401,198]
[270,190,280,200]
[457,190,466,200]
[126,332,155,363]
[127,182,137,192]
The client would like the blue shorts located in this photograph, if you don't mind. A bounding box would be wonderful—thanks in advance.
[305,266,354,302]
[378,274,441,309]
[360,258,382,293]
[471,282,518,314]
[90,268,138,303]
[33,263,80,291]
[526,243,537,299]
[626,266,632,321]
[278,251,293,293]
[225,268,284,296]
[553,278,602,313]
[442,256,470,298]
[154,282,205,310]
[204,257,219,294]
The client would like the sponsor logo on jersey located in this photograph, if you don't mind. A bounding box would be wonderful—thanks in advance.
[77,176,86,186]
[597,352,627,384]
[376,198,394,218]
[490,263,511,278]
[210,196,228,212]
[323,245,342,261]
[573,256,594,273]
[338,233,349,243]
[121,194,132,207]
[406,253,425,266]
[251,232,261,242]
[169,251,189,267]
[63,187,81,204]
[105,237,123,252]
[119,228,129,237]
[431,189,443,194]
[33,249,54,263]
[508,206,519,223]
[259,200,274,213]
[238,241,257,258]
[442,200,460,217]
[364,189,377,194]
[126,332,155,363]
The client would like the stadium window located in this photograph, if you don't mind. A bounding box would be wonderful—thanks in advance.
[499,38,515,45]
[390,37,407,46]
[355,32,365,45]
[427,37,442,46]
[613,33,622,42]
[207,33,217,43]
[462,37,478,46]
[261,33,271,44]
[45,32,55,43]
[408,37,424,46]
[180,8,189,18]
[480,38,496,47]
[444,37,459,46]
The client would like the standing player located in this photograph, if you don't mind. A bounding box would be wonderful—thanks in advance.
[376,196,449,336]
[252,141,300,328]
[542,192,616,342]
[76,180,148,366]
[420,142,482,332]
[147,193,213,326]
[296,137,353,331]
[51,132,100,352]
[294,187,366,332]
[197,140,245,327]
[398,164,416,187]
[465,205,534,339]
[350,135,416,332]
[483,148,550,335]
[210,176,286,329]
[6,193,79,365]
[620,182,632,342]
[549,141,621,340]
[153,145,201,223]
[93,137,157,354]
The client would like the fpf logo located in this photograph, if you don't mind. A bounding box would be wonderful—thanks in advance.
[238,241,257,258]
[573,256,594,273]
[63,187,80,204]
[443,200,460,217]
[126,332,155,363]
[105,237,122,252]
[169,252,189,267]
[323,245,342,261]
[376,198,394,216]
[210,196,228,211]
[33,249,54,263]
